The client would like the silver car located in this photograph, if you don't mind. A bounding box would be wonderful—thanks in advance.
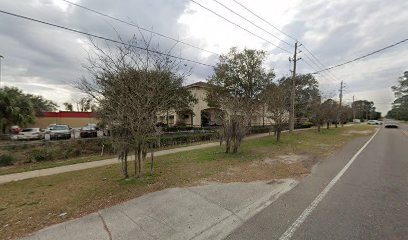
[384,121,399,128]
[17,128,44,140]
[46,125,71,140]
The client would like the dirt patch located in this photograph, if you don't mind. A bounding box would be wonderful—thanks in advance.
[342,130,373,136]
[264,154,310,165]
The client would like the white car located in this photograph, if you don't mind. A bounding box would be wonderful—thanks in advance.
[367,120,382,125]
[384,121,399,128]
[17,128,44,140]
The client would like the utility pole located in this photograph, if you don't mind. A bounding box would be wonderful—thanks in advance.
[337,81,344,127]
[289,42,301,132]
[352,95,355,121]
[0,55,4,88]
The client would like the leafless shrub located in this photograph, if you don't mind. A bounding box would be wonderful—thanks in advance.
[78,34,196,178]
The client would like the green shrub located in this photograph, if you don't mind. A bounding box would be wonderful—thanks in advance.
[159,132,219,147]
[249,126,272,134]
[301,121,314,128]
[29,149,52,162]
[0,154,14,166]
[61,148,81,159]
[294,121,314,129]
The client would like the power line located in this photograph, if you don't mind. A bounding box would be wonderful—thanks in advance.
[0,9,215,68]
[60,0,220,56]
[190,0,291,54]
[300,45,341,81]
[231,0,298,42]
[228,0,341,84]
[313,38,408,74]
[301,53,339,85]
[211,0,293,47]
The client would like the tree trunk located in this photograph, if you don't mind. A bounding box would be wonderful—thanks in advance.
[233,135,241,153]
[276,129,281,142]
[317,124,321,133]
[124,151,128,178]
[135,148,140,177]
[326,122,330,129]
[138,147,142,177]
[225,137,230,153]
[150,151,154,174]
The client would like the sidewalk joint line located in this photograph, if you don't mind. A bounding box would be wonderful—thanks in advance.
[97,212,112,240]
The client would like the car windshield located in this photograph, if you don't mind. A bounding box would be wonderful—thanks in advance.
[21,128,35,132]
[82,126,94,130]
[53,126,68,130]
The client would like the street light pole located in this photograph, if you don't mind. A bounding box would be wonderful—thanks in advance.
[0,55,4,88]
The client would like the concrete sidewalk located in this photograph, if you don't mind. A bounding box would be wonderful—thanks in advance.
[0,132,276,185]
[21,179,297,240]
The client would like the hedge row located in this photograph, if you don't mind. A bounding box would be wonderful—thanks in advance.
[159,132,219,147]
[295,121,314,129]
[0,132,220,165]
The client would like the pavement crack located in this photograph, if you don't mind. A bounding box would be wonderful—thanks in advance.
[98,212,112,240]
[186,188,244,221]
[140,212,177,232]
[120,210,157,240]
[189,213,236,240]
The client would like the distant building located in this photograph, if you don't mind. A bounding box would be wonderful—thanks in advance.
[28,111,98,128]
[156,81,273,127]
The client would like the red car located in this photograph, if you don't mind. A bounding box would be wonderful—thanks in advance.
[11,125,22,134]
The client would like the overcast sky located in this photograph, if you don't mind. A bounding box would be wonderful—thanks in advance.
[0,0,407,114]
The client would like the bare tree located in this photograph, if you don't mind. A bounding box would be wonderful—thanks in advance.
[263,83,288,142]
[63,102,73,111]
[207,47,274,153]
[321,99,338,129]
[78,35,196,178]
[75,97,95,112]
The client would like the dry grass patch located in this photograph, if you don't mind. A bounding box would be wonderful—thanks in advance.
[0,124,375,239]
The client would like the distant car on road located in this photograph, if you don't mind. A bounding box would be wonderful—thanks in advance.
[46,124,71,140]
[17,128,44,140]
[80,125,97,138]
[367,120,382,125]
[384,121,399,128]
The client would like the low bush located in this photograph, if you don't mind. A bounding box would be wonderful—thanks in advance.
[248,126,272,134]
[29,149,52,162]
[0,154,14,166]
[295,121,314,129]
[301,121,314,128]
[1,133,220,164]
[158,132,219,147]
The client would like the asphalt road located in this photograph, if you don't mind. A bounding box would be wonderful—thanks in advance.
[226,124,408,240]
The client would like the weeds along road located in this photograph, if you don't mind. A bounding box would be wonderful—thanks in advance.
[227,124,408,240]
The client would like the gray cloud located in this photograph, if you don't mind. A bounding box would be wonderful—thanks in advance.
[0,0,407,114]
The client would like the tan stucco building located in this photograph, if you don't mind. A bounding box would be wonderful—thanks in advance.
[157,82,273,127]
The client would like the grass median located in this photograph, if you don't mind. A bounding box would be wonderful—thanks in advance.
[0,124,376,239]
[0,139,215,176]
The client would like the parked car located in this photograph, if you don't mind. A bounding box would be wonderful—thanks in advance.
[80,125,97,138]
[10,125,22,134]
[46,124,57,131]
[17,128,44,140]
[46,124,71,140]
[384,121,399,128]
[367,120,382,125]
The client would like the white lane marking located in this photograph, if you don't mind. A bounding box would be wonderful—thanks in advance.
[278,128,380,240]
